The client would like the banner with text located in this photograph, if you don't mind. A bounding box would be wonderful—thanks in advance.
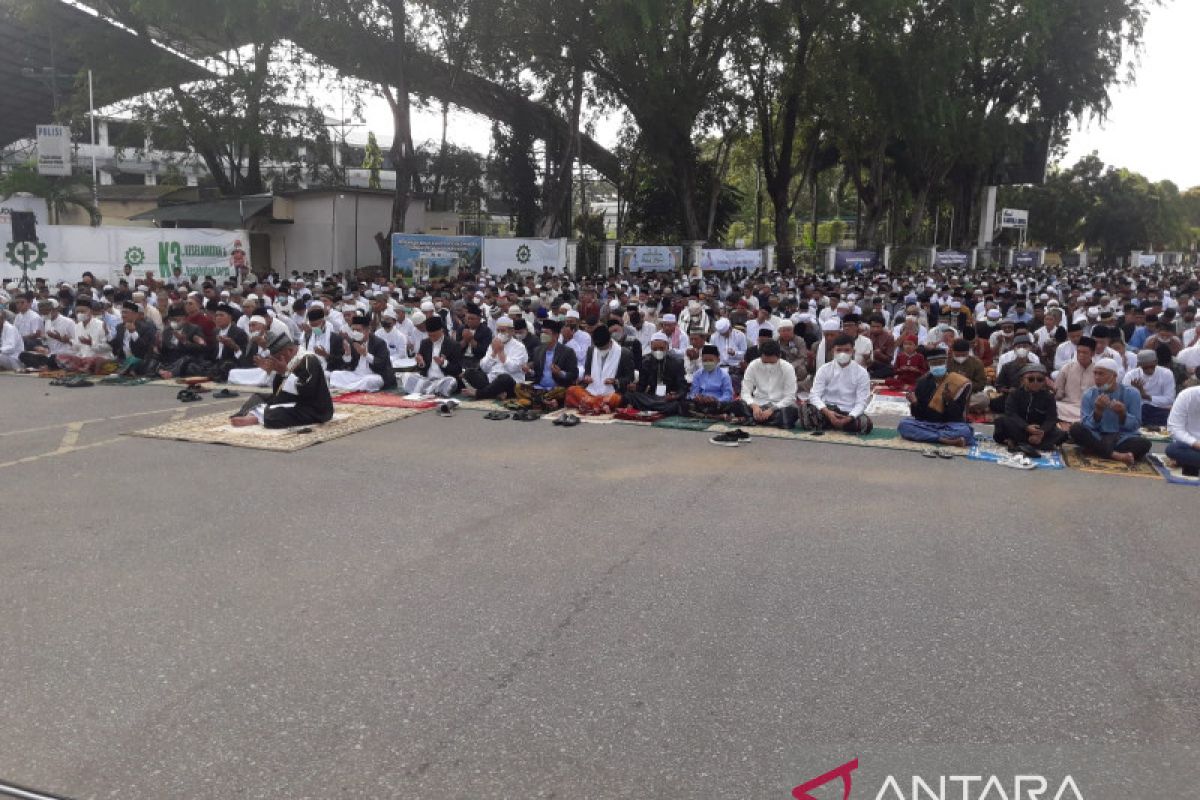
[619,245,683,272]
[1,226,247,286]
[391,234,482,282]
[36,125,71,176]
[698,249,763,272]
[482,238,566,275]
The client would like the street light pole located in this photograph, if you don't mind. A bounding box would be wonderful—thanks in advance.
[88,69,98,212]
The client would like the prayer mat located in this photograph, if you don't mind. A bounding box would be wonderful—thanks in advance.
[707,423,929,453]
[334,391,440,409]
[966,436,1065,470]
[127,405,422,452]
[966,410,996,424]
[454,399,514,412]
[865,393,911,418]
[1139,427,1171,443]
[543,409,618,424]
[651,417,716,432]
[1148,454,1200,486]
[98,375,155,386]
[1060,444,1161,479]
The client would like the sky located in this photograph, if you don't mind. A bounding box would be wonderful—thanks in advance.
[351,0,1200,189]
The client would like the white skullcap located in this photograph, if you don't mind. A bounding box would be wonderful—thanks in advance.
[508,305,522,315]
[651,332,670,343]
[136,284,149,292]
[245,293,259,302]
[661,313,677,323]
[796,312,814,323]
[778,319,794,329]
[715,318,731,333]
[410,311,427,326]
[609,299,620,309]
[382,308,397,320]
[131,291,145,301]
[220,290,230,297]
[1093,357,1120,374]
[986,309,1001,320]
[821,317,842,332]
[565,309,581,319]
[420,301,435,312]
[496,315,514,327]
[310,300,325,310]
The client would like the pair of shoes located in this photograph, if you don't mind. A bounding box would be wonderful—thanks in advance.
[999,454,1036,470]
[437,403,454,417]
[709,429,752,447]
[176,389,202,402]
[213,388,240,399]
[512,409,541,421]
[553,413,580,427]
[483,411,510,420]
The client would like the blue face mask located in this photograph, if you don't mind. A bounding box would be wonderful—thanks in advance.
[930,365,947,377]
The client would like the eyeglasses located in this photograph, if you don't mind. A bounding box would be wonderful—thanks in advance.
[1025,376,1046,383]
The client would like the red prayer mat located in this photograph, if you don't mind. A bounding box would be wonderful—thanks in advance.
[334,392,440,409]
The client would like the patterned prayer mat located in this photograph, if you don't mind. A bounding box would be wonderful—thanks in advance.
[1060,444,1161,479]
[1139,427,1171,443]
[453,399,513,412]
[98,374,155,386]
[1149,454,1200,486]
[543,409,618,424]
[865,394,911,418]
[334,391,440,409]
[651,417,717,432]
[127,405,423,451]
[966,436,1065,470]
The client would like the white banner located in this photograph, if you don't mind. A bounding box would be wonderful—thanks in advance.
[999,208,1029,229]
[36,124,72,176]
[1,225,248,286]
[619,245,683,272]
[699,249,762,271]
[482,237,566,275]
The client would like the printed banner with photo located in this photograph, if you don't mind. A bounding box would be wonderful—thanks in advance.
[834,250,880,272]
[391,234,482,282]
[619,245,683,272]
[935,250,969,266]
[1,225,247,286]
[482,237,566,275]
[698,249,762,272]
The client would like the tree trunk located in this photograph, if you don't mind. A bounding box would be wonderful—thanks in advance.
[908,184,930,245]
[537,59,584,238]
[385,0,414,239]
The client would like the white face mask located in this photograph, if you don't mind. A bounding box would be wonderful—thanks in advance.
[170,321,181,331]
[652,349,666,361]
[497,333,511,344]
[349,330,365,342]
[1014,347,1030,359]
[834,352,852,366]
[953,356,968,364]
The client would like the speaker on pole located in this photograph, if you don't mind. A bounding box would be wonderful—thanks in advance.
[11,211,37,243]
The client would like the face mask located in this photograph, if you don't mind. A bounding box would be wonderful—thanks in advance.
[311,326,323,335]
[930,365,947,377]
[540,333,554,344]
[497,333,511,344]
[953,356,968,364]
[349,330,365,342]
[652,349,666,361]
[170,321,181,331]
[77,313,90,323]
[702,361,718,372]
[835,352,852,366]
[1014,347,1029,359]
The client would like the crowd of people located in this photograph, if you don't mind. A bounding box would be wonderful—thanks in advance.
[3,260,1200,474]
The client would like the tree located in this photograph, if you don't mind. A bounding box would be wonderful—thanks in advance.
[362,131,384,189]
[0,163,100,226]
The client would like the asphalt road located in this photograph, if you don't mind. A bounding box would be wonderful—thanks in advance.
[0,375,1196,799]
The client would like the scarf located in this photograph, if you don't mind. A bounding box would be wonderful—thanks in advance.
[587,346,620,396]
[928,370,971,414]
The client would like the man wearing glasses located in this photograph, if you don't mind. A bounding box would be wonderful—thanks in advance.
[993,362,1068,456]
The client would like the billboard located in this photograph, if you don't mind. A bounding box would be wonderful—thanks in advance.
[619,245,683,272]
[482,237,566,275]
[1,226,247,286]
[999,208,1029,229]
[36,124,72,176]
[698,249,762,272]
[391,234,481,282]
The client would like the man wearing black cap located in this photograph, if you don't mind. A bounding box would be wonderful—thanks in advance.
[329,314,396,392]
[301,306,348,371]
[458,302,492,370]
[897,349,976,447]
[109,301,158,375]
[990,333,1040,413]
[157,305,210,378]
[993,362,1067,455]
[402,314,462,397]
[208,303,250,379]
[622,331,686,416]
[565,322,634,413]
[687,344,735,418]
[515,318,577,410]
[230,333,334,428]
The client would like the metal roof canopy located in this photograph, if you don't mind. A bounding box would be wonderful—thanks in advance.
[0,0,208,148]
[129,194,273,227]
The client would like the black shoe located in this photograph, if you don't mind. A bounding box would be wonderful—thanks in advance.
[709,431,741,447]
[729,428,751,443]
[1183,465,1200,478]
[1018,443,1041,460]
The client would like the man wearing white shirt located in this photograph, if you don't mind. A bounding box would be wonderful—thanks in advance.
[462,316,528,399]
[12,295,42,348]
[374,308,412,368]
[732,340,798,428]
[0,313,23,371]
[1123,349,1176,427]
[807,335,874,433]
[19,299,76,370]
[709,317,746,370]
[1166,385,1200,476]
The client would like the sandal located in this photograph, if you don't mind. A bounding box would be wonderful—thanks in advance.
[1000,455,1036,470]
[936,449,955,460]
[437,403,454,417]
[176,389,202,402]
[559,413,580,427]
[213,389,240,399]
[922,448,938,458]
[512,409,541,421]
[483,411,511,420]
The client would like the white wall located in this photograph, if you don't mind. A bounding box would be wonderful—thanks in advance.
[268,192,426,274]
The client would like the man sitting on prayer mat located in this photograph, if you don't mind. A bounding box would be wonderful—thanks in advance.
[110,301,159,376]
[623,331,688,416]
[565,323,635,414]
[807,334,873,434]
[730,339,799,428]
[687,344,735,418]
[1053,336,1095,424]
[1068,358,1151,466]
[461,315,528,400]
[992,362,1067,454]
[515,319,578,410]
[227,314,276,387]
[401,315,462,397]
[1165,385,1200,477]
[1122,348,1175,427]
[897,348,976,447]
[231,333,334,429]
[329,314,396,393]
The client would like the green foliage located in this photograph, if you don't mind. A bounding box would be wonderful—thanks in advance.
[362,131,384,190]
[0,162,101,226]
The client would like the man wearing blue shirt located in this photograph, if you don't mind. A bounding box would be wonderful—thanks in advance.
[1068,357,1152,466]
[687,344,735,418]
